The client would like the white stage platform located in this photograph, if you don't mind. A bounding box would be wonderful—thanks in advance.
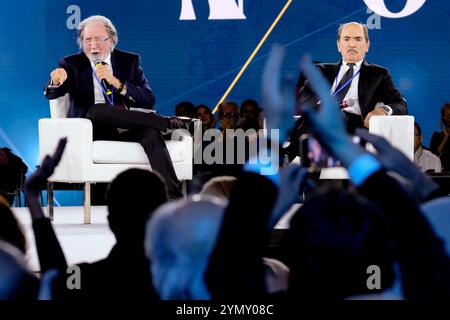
[12,203,299,273]
[12,206,115,273]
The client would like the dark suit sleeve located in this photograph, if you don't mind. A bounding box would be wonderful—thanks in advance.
[122,55,156,109]
[377,70,407,115]
[358,170,450,299]
[43,59,73,100]
[295,65,323,108]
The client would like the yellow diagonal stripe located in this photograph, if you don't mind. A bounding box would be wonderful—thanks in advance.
[212,0,293,114]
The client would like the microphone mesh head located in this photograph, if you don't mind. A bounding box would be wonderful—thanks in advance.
[93,59,105,66]
[346,98,355,107]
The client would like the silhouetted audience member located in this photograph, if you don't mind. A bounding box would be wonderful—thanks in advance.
[205,171,278,300]
[24,140,168,300]
[0,195,27,254]
[414,122,441,173]
[430,103,450,171]
[0,241,39,300]
[199,176,236,200]
[175,101,196,118]
[284,186,395,299]
[145,196,226,300]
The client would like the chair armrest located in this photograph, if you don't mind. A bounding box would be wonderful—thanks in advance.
[369,115,414,160]
[49,94,70,118]
[39,118,93,182]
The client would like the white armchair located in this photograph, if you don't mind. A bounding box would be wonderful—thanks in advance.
[319,115,415,179]
[39,94,200,223]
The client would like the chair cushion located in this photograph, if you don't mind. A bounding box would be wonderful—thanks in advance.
[92,140,188,164]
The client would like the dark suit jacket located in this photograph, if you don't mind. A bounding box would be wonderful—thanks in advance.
[296,60,408,119]
[44,49,156,118]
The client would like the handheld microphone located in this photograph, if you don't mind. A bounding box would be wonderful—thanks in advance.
[341,98,364,131]
[94,60,112,96]
[340,97,356,109]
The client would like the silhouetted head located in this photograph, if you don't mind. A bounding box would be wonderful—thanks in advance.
[414,121,423,153]
[175,101,196,118]
[145,195,226,300]
[106,169,168,245]
[284,186,395,299]
[441,102,450,128]
[239,99,261,130]
[0,195,26,254]
[200,176,236,200]
[0,241,39,300]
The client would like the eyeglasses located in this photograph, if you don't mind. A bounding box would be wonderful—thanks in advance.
[223,112,238,118]
[83,36,111,45]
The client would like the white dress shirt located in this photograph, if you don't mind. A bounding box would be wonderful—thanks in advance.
[89,54,113,105]
[330,59,363,115]
[414,147,442,173]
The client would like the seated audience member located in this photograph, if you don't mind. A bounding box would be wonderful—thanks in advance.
[430,103,450,171]
[24,138,168,300]
[238,99,262,131]
[414,122,441,173]
[0,195,27,254]
[175,101,196,119]
[0,241,39,300]
[145,196,226,300]
[218,101,239,132]
[195,104,217,131]
[199,176,236,200]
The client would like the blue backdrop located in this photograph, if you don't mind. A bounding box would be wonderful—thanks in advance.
[1,0,449,204]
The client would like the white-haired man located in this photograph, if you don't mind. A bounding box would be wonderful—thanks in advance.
[44,15,185,198]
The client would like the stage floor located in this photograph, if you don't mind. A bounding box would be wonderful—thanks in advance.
[12,206,115,273]
[12,203,299,273]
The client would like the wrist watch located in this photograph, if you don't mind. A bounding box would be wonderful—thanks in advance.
[376,104,393,116]
[382,105,393,115]
[118,81,125,94]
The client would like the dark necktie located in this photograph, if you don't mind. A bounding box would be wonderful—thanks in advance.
[334,63,355,105]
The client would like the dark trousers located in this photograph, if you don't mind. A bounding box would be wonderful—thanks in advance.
[86,104,182,199]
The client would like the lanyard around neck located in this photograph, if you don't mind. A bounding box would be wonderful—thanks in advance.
[332,64,361,97]
[93,71,114,106]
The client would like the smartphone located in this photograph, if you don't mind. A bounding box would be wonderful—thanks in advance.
[300,134,342,169]
[300,134,367,169]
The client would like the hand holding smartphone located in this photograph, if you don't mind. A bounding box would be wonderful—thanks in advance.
[300,134,365,170]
